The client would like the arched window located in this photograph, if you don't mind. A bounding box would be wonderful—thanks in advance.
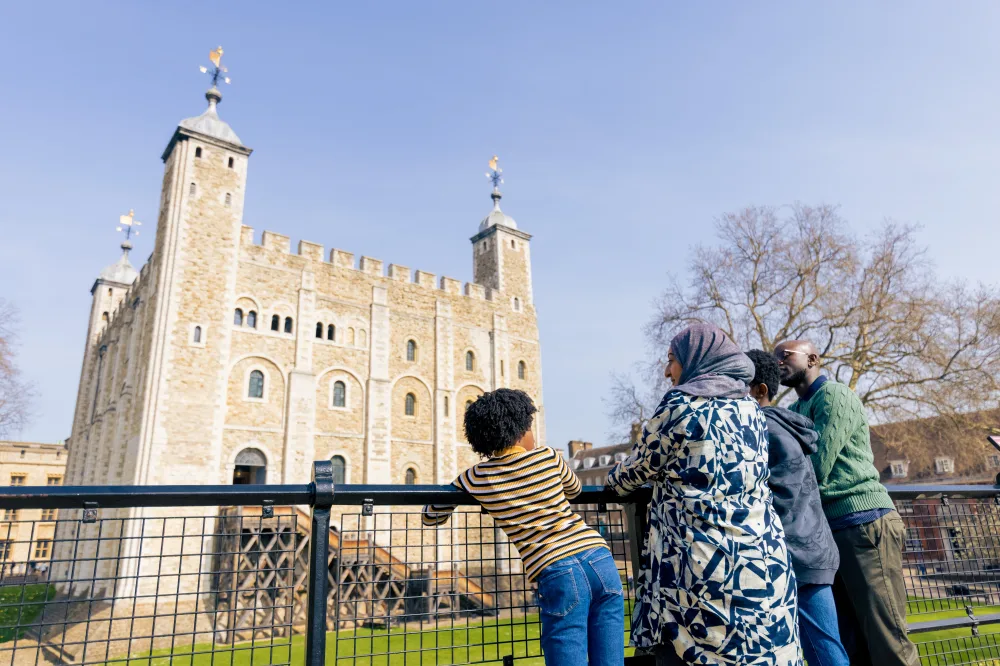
[225,193,232,207]
[406,339,417,362]
[228,157,234,169]
[248,370,264,399]
[405,468,417,485]
[327,324,335,341]
[348,328,356,345]
[513,297,520,312]
[330,455,346,485]
[101,312,109,323]
[271,315,280,331]
[332,381,346,407]
[284,317,293,334]
[405,393,416,416]
[195,147,202,158]
[444,396,449,416]
[234,308,243,326]
[233,447,266,485]
[316,322,324,339]
[466,351,475,372]
[360,330,367,346]
[193,326,202,343]
[511,239,516,249]
[189,182,197,196]
[518,361,526,380]
[247,311,256,328]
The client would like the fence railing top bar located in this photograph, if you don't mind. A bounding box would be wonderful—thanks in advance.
[0,483,315,509]
[0,482,651,510]
[884,484,1000,499]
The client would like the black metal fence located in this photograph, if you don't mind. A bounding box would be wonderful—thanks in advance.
[1,464,1000,665]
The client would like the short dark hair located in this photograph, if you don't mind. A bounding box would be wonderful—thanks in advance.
[746,349,780,401]
[463,389,536,458]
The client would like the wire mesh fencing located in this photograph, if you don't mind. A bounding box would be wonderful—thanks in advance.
[329,502,635,665]
[4,469,1000,666]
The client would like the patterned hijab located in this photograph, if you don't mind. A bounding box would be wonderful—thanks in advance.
[668,323,754,399]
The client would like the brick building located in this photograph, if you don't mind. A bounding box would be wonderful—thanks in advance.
[0,441,66,575]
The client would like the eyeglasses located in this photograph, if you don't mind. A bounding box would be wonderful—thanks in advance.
[775,349,810,361]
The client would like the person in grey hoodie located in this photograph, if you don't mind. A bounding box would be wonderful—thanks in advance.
[746,350,849,666]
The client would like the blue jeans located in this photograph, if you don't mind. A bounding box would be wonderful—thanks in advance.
[799,584,850,666]
[535,547,625,666]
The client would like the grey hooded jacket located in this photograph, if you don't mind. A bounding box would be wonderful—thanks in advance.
[763,406,840,586]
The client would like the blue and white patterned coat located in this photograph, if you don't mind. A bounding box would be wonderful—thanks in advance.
[608,392,802,666]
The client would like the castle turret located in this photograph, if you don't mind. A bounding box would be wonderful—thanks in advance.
[471,157,534,312]
[134,57,252,486]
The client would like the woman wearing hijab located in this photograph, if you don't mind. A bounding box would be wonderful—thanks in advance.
[607,324,802,666]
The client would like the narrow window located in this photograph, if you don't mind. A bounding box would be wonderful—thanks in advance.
[330,455,346,485]
[108,288,113,297]
[359,330,367,346]
[406,339,417,362]
[247,311,256,328]
[348,328,355,345]
[444,396,449,416]
[405,468,417,485]
[327,324,335,341]
[513,297,520,311]
[248,370,264,399]
[228,157,234,169]
[225,193,232,207]
[189,182,196,196]
[193,326,202,343]
[518,361,526,380]
[316,322,324,339]
[333,381,346,407]
[195,147,202,158]
[511,240,516,249]
[405,393,416,416]
[284,317,293,334]
[501,360,504,376]
[234,308,243,326]
[102,312,109,323]
[466,351,475,372]
[271,315,280,331]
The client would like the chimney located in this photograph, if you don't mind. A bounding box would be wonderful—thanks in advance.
[629,422,643,445]
[567,440,593,458]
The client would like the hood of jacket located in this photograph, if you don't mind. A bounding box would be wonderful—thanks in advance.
[764,405,819,455]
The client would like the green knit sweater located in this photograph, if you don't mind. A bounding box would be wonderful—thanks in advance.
[790,379,895,520]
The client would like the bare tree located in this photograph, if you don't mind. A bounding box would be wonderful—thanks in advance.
[607,204,1000,432]
[0,299,34,438]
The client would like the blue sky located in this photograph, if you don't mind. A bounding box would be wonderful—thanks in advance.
[1,2,999,451]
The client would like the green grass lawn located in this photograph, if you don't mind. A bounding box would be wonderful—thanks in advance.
[106,612,636,666]
[0,583,56,643]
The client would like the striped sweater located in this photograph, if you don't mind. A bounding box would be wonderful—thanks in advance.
[422,445,609,581]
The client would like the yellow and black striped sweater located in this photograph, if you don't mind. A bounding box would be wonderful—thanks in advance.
[421,445,608,581]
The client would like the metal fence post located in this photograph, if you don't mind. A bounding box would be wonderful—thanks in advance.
[306,460,334,666]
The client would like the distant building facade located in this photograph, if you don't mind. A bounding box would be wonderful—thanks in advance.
[0,441,66,575]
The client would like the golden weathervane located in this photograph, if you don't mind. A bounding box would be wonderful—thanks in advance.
[199,46,231,87]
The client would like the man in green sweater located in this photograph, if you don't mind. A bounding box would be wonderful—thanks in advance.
[774,340,919,666]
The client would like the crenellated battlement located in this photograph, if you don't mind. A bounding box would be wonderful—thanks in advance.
[239,225,498,302]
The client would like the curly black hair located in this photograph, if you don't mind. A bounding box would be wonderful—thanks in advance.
[463,389,537,458]
[746,349,780,401]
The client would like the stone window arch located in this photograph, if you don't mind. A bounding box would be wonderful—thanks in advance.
[233,447,266,484]
[248,370,265,399]
[246,311,256,329]
[405,392,416,417]
[444,395,449,417]
[465,351,476,372]
[316,322,324,339]
[359,329,367,346]
[195,147,202,158]
[225,193,232,207]
[284,317,294,334]
[327,324,335,341]
[193,326,202,344]
[406,339,417,362]
[332,381,346,408]
[513,297,521,312]
[270,314,280,331]
[234,308,243,326]
[189,182,197,196]
[348,328,356,345]
[331,455,346,485]
[405,467,417,485]
[102,312,109,323]
[518,360,526,380]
